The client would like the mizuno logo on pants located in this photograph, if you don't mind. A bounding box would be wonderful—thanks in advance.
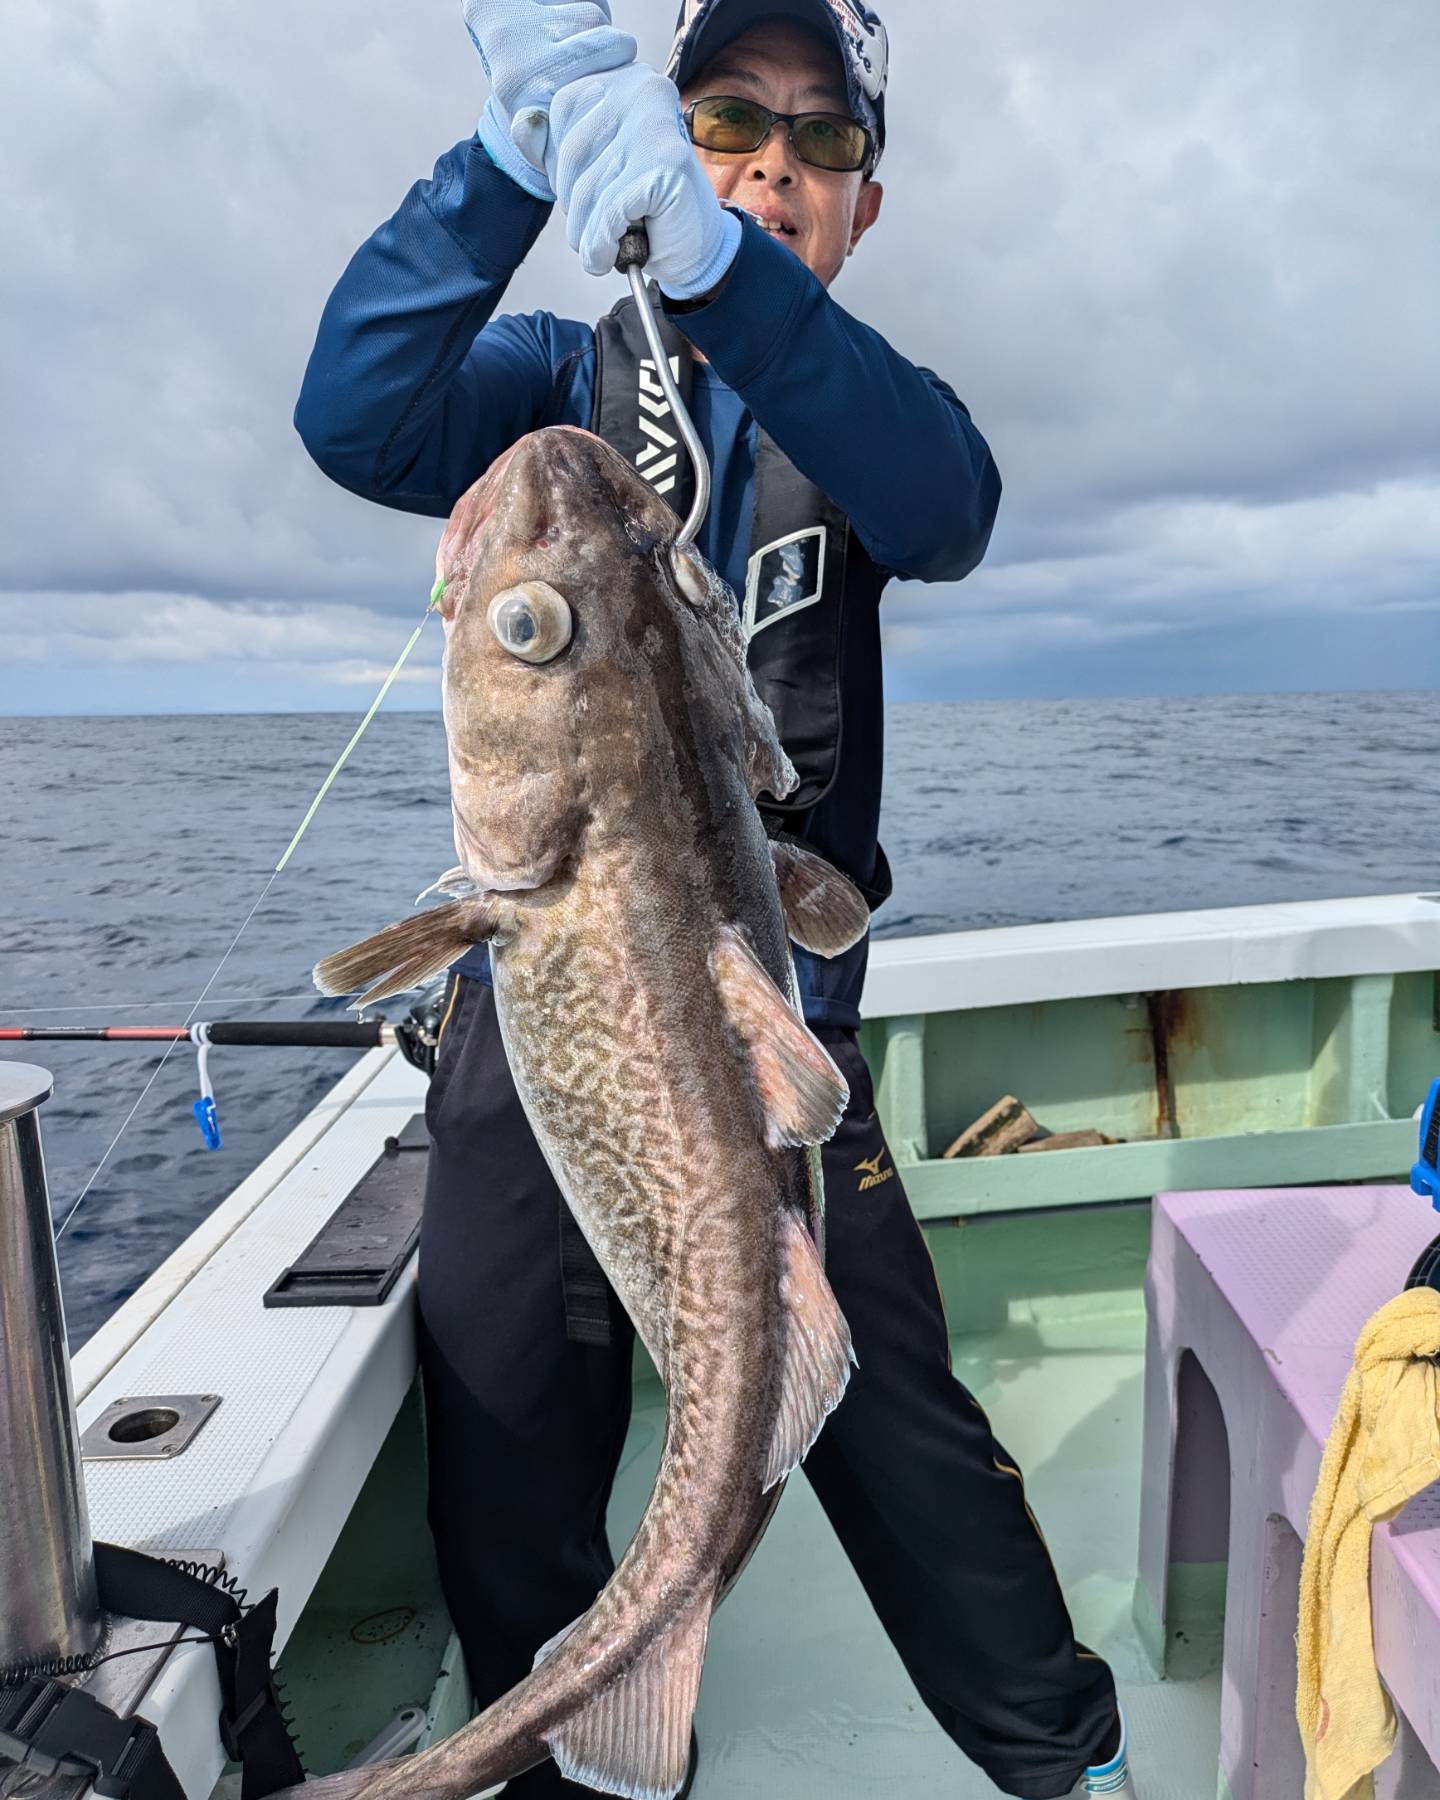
[855,1152,895,1191]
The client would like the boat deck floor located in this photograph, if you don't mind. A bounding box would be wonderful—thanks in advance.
[274,1206,1221,1797]
[608,1206,1220,1798]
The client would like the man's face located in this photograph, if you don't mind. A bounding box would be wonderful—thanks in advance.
[681,19,884,289]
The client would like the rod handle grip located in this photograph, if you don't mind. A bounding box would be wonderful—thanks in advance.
[207,1021,385,1049]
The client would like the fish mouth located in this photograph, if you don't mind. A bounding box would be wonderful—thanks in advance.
[436,440,526,598]
[437,423,679,643]
[470,439,527,532]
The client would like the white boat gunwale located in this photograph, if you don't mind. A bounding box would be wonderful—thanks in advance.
[864,891,1440,1016]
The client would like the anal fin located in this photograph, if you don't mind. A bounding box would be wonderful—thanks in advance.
[539,1591,712,1800]
[710,927,848,1149]
[765,1208,855,1491]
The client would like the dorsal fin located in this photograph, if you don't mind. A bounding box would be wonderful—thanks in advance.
[709,927,848,1149]
[744,687,798,805]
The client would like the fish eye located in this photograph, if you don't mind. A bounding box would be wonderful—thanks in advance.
[487,582,573,664]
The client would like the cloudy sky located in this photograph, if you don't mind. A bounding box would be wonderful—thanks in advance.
[3,0,1437,713]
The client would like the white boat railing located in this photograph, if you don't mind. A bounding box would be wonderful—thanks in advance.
[863,891,1440,1018]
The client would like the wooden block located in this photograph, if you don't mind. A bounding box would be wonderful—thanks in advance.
[1017,1129,1119,1154]
[943,1096,1041,1160]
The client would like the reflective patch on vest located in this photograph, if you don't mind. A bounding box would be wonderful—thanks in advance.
[744,526,828,639]
[636,356,683,496]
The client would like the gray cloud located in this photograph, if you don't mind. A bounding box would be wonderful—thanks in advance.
[2,0,1436,710]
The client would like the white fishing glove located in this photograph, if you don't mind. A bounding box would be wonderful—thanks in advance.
[462,0,636,203]
[549,62,743,299]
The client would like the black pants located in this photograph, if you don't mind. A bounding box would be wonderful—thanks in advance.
[418,979,1117,1799]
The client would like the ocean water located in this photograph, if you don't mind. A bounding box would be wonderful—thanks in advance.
[1,692,1435,1343]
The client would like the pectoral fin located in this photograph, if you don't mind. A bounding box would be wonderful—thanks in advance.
[536,1591,713,1800]
[765,1208,856,1489]
[313,897,506,1006]
[710,927,848,1149]
[769,839,871,957]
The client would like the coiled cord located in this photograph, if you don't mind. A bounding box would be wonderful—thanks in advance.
[0,1559,249,1689]
[0,1646,107,1686]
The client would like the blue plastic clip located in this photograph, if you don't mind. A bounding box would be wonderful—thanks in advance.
[190,1025,222,1151]
[1413,1076,1440,1209]
[192,1094,222,1151]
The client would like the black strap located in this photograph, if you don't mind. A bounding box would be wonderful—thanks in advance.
[95,1545,303,1800]
[558,1200,617,1348]
[0,1546,305,1800]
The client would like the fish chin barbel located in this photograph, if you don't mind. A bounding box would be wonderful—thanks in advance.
[614,221,711,555]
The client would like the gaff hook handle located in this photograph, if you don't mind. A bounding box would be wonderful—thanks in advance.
[614,221,711,555]
[616,221,651,272]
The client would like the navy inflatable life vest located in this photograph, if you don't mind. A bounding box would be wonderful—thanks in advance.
[592,284,889,841]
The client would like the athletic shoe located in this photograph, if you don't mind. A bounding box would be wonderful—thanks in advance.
[1027,1705,1136,1797]
[1081,1703,1133,1794]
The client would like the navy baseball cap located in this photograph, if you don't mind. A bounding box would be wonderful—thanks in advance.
[666,0,890,168]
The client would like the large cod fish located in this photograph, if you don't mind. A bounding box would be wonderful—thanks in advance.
[297,426,870,1800]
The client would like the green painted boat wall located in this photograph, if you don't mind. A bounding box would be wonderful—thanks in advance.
[860,970,1438,1219]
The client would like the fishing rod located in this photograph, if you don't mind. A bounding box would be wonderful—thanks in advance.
[0,1022,397,1047]
[1,991,446,1153]
[27,589,447,1238]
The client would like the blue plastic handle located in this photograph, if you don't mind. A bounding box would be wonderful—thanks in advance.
[192,1095,222,1151]
[1414,1076,1440,1209]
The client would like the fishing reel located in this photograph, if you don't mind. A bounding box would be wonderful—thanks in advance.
[393,976,452,1078]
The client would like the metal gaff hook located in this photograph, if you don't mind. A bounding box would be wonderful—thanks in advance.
[615,222,712,554]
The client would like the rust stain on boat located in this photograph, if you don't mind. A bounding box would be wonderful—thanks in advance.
[1145,990,1193,1140]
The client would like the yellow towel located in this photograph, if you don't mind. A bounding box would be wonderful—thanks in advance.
[1297,1285,1440,1800]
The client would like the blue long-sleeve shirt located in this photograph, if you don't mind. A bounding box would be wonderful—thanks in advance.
[296,136,1001,1025]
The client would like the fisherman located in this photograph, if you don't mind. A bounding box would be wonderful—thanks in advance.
[295,2,1135,1795]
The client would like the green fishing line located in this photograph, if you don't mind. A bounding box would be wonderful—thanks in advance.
[274,589,442,875]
